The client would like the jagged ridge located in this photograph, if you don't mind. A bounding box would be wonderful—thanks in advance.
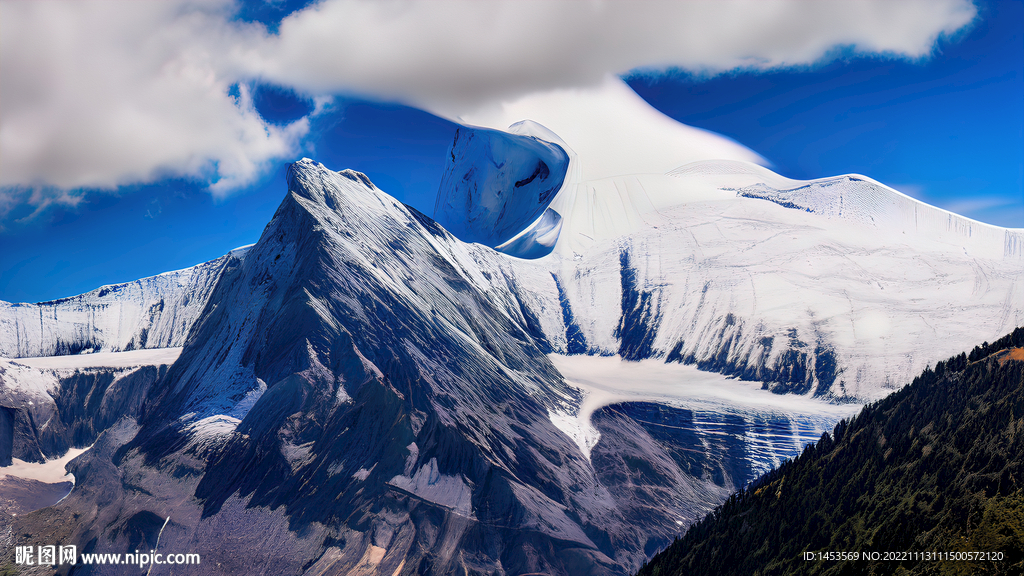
[0,251,241,358]
[25,160,733,576]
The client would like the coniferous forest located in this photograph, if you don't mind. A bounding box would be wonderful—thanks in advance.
[637,327,1024,576]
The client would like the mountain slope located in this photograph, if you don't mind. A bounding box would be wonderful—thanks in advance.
[4,160,741,576]
[538,158,1023,399]
[0,250,243,358]
[1,76,1021,576]
[459,85,1023,400]
[636,328,1024,576]
[0,351,175,466]
[2,153,1020,575]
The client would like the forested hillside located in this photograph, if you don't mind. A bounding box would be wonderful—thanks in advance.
[638,328,1024,576]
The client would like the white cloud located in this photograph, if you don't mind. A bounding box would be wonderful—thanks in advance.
[256,0,977,116]
[891,183,1023,227]
[0,0,304,197]
[0,186,85,230]
[0,0,977,199]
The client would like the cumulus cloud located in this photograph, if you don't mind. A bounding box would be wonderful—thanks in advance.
[0,0,976,201]
[0,0,305,197]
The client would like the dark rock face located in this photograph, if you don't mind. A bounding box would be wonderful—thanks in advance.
[54,367,167,447]
[0,406,13,466]
[0,476,73,516]
[665,319,847,398]
[615,249,661,362]
[0,363,166,464]
[5,160,727,576]
[553,274,588,355]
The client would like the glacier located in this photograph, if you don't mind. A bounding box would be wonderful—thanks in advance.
[538,159,1023,400]
[547,353,860,479]
[446,81,1023,400]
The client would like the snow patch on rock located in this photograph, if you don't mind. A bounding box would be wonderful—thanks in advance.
[388,457,473,518]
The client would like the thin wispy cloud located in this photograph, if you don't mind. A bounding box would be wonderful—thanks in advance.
[1,0,977,209]
[891,183,1024,227]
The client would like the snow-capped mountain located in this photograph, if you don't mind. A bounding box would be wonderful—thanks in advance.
[541,159,1023,400]
[2,78,1022,576]
[444,80,1023,401]
[10,160,746,576]
[0,249,244,358]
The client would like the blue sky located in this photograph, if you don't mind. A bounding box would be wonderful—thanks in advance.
[627,0,1023,226]
[1,0,1020,304]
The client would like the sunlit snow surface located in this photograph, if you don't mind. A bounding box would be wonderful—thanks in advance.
[461,94,1022,400]
[549,353,861,478]
[0,447,89,485]
[540,159,1023,400]
[0,249,240,358]
[11,347,183,369]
